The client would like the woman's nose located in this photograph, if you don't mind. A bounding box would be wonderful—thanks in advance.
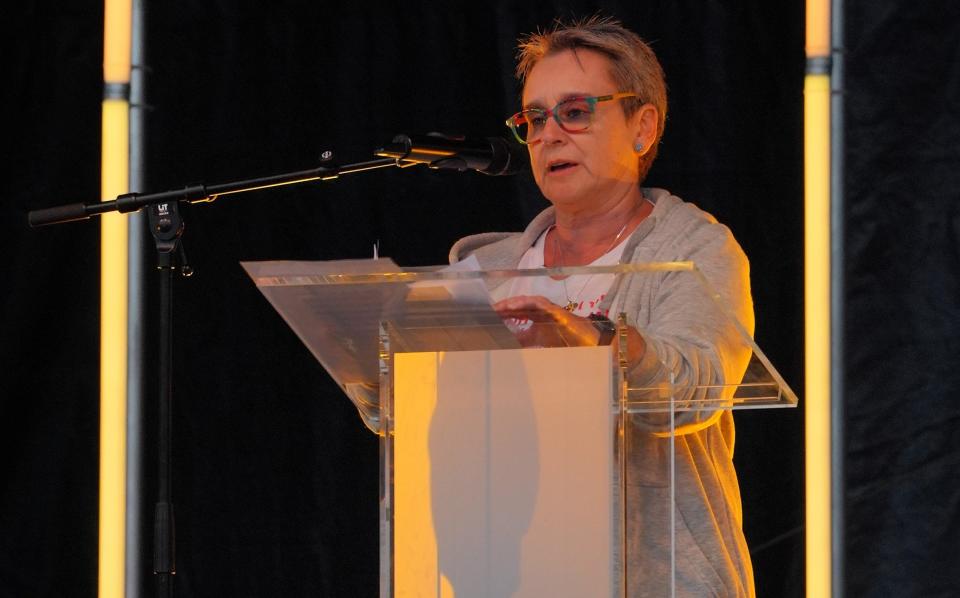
[538,114,567,144]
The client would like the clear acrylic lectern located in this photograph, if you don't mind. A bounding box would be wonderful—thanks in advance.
[243,259,797,597]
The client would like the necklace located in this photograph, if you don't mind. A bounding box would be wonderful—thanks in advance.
[551,219,631,311]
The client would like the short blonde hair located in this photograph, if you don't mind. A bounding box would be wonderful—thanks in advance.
[516,16,668,182]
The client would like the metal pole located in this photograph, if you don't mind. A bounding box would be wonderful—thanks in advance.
[126,0,147,596]
[830,0,846,595]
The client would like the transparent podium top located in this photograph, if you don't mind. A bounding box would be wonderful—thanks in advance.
[242,259,797,428]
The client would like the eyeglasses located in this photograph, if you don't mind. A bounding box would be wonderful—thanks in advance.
[505,92,639,145]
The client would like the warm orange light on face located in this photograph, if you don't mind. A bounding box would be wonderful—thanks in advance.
[522,49,645,210]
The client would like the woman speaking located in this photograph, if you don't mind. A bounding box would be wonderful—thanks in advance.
[451,16,757,597]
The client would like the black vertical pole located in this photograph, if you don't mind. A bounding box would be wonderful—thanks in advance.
[149,201,183,598]
[154,256,175,598]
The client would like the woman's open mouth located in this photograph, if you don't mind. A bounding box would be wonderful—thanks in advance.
[547,161,578,174]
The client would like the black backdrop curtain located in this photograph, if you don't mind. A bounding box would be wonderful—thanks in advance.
[20,1,941,597]
[844,1,960,597]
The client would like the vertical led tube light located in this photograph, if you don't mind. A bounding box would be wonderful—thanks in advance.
[805,0,833,596]
[101,0,131,597]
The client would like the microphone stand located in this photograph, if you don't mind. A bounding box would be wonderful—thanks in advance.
[27,152,407,598]
[26,134,517,597]
[147,199,187,598]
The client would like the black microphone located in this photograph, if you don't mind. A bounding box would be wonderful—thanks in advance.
[374,133,528,176]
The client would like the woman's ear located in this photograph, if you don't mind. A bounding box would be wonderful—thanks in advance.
[633,104,659,156]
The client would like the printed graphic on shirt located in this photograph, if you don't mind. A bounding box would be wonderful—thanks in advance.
[491,226,627,331]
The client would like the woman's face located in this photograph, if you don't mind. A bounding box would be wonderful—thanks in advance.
[522,49,651,212]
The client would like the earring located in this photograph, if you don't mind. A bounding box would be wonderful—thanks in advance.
[634,141,644,153]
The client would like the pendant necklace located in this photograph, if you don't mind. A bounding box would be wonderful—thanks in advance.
[552,219,631,312]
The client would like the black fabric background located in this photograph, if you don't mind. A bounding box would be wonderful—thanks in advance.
[5,1,952,597]
[843,1,960,597]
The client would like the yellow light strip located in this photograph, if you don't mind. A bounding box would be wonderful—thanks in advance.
[100,98,129,598]
[103,0,131,83]
[804,72,832,598]
[806,0,832,59]
[100,0,131,596]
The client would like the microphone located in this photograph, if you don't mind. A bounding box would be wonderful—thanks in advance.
[374,133,528,176]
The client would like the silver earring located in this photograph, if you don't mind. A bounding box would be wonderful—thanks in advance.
[634,141,644,152]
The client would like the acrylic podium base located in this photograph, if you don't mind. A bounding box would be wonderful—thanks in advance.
[383,345,618,598]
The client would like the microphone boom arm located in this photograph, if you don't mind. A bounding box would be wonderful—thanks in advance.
[27,156,403,227]
[28,133,524,228]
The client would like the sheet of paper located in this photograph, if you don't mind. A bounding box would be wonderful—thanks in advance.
[407,254,492,305]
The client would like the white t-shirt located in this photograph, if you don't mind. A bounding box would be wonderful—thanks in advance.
[490,226,630,318]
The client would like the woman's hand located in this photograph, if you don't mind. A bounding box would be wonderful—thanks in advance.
[492,295,647,362]
[492,295,601,347]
